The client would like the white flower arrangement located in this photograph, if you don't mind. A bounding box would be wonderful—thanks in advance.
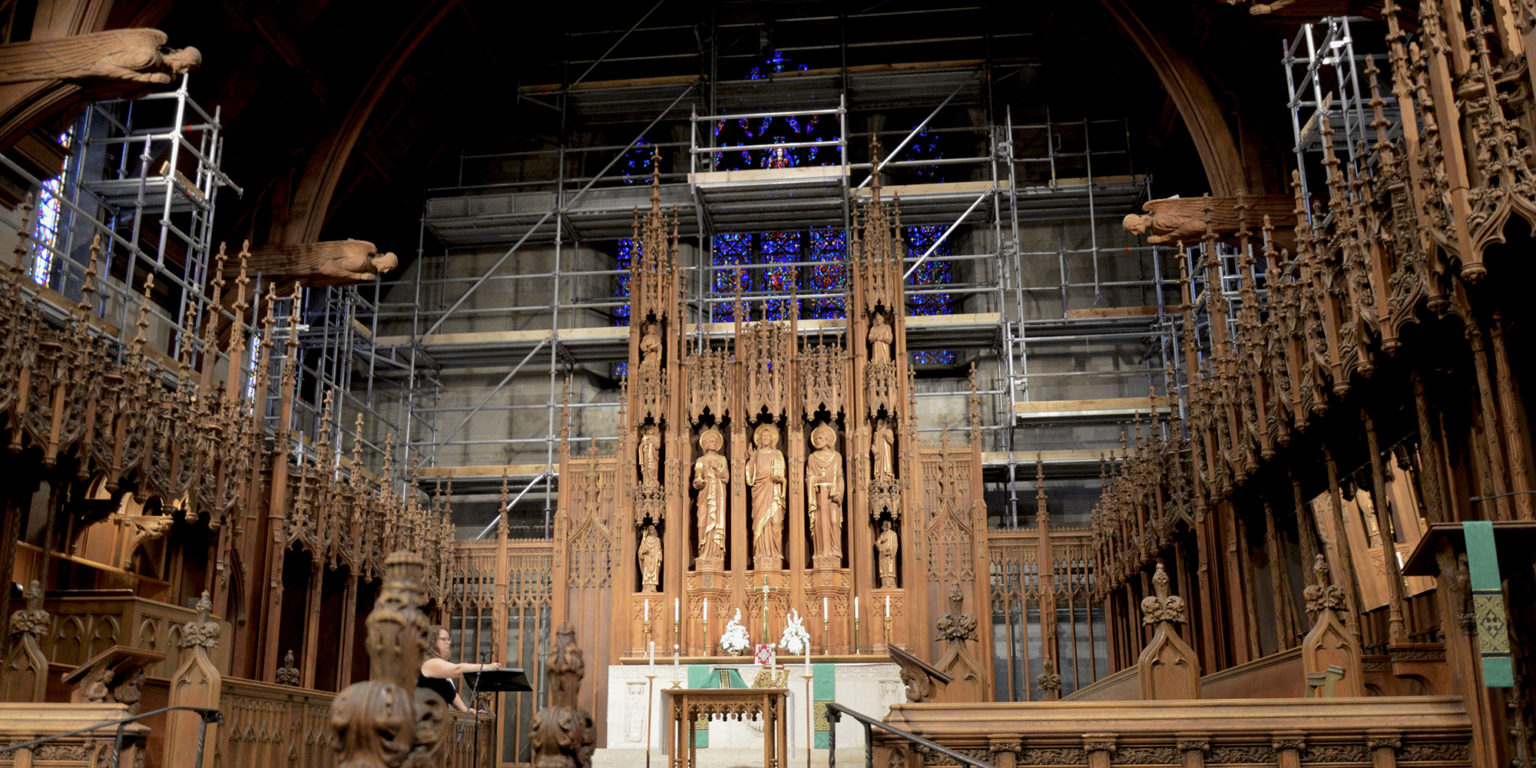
[720,609,751,654]
[778,609,811,656]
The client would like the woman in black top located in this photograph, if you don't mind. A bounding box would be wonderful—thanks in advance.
[419,625,500,712]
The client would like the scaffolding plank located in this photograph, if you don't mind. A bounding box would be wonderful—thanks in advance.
[416,463,552,480]
[1062,306,1160,319]
[980,449,1109,466]
[1012,396,1171,422]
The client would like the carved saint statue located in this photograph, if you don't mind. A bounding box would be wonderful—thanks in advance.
[638,423,661,487]
[868,310,893,364]
[745,424,787,568]
[871,417,895,482]
[692,428,728,563]
[639,322,663,378]
[876,519,899,589]
[805,424,845,561]
[637,523,662,593]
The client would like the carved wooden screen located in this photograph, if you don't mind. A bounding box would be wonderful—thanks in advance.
[445,539,554,764]
[551,455,621,723]
[988,529,1104,700]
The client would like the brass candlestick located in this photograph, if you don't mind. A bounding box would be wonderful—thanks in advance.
[801,671,815,768]
[883,615,892,648]
[822,613,831,656]
[644,674,657,768]
[673,617,681,658]
[852,616,861,655]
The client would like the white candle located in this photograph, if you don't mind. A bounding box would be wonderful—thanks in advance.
[885,595,890,618]
[805,626,812,676]
[823,596,828,619]
[674,597,679,622]
[644,600,649,621]
[854,596,859,620]
[674,643,680,681]
[649,640,655,670]
[704,597,709,624]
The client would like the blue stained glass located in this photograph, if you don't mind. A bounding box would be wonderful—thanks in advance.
[906,224,954,363]
[908,127,945,183]
[760,231,800,320]
[806,228,846,319]
[711,51,836,171]
[620,139,654,185]
[911,350,956,365]
[31,131,71,287]
[905,225,955,317]
[711,233,752,322]
[615,238,636,326]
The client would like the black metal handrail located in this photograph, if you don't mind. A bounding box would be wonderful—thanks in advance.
[0,705,221,768]
[824,701,994,768]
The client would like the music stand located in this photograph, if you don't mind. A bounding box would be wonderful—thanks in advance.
[460,669,533,768]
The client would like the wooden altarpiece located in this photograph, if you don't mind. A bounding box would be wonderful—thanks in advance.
[550,164,992,729]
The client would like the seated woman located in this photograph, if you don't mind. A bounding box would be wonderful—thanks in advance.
[419,625,500,713]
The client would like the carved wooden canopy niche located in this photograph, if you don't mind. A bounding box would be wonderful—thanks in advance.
[740,321,792,420]
[686,346,731,424]
[799,337,844,420]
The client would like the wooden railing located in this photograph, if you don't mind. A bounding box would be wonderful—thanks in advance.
[873,697,1473,768]
[218,678,493,768]
[0,703,151,768]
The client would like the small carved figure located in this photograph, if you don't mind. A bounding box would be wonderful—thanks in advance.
[935,584,977,647]
[871,418,895,482]
[637,523,662,593]
[276,649,301,686]
[876,519,899,589]
[868,311,893,364]
[692,428,728,562]
[745,424,787,568]
[113,667,147,713]
[531,623,595,768]
[805,424,844,561]
[81,666,113,703]
[638,423,661,487]
[639,323,663,378]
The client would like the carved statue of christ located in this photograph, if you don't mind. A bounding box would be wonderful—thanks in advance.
[745,424,786,568]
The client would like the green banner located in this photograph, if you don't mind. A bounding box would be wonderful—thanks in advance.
[1464,521,1513,688]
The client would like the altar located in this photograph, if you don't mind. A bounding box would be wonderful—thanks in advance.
[600,660,903,764]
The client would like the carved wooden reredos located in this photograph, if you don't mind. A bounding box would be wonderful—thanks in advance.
[550,153,991,715]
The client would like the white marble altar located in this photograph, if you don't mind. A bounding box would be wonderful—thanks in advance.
[599,661,903,763]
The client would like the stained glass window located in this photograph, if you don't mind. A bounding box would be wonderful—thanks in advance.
[615,237,637,326]
[806,228,845,319]
[620,139,654,185]
[711,51,833,172]
[31,131,72,287]
[711,233,753,322]
[906,224,956,365]
[245,335,259,400]
[760,231,799,320]
[907,127,945,183]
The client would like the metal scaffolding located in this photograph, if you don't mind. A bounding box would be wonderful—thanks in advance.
[1284,16,1397,205]
[349,7,1181,541]
[0,74,242,382]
